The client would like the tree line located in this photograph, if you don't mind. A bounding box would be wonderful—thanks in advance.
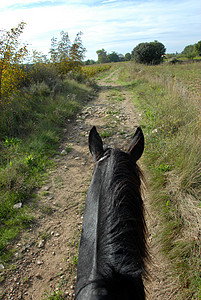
[85,49,131,65]
[93,40,201,65]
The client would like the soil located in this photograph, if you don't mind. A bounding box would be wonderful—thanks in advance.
[0,69,172,299]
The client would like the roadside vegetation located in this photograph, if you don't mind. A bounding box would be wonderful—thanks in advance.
[81,64,111,78]
[118,61,201,299]
[0,23,110,265]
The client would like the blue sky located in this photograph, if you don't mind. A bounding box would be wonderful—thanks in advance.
[0,0,200,60]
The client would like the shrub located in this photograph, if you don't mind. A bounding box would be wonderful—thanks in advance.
[132,41,166,65]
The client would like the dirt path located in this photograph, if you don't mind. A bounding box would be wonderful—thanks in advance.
[0,69,170,299]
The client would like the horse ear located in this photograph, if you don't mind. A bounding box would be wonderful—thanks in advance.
[89,126,104,161]
[127,127,144,161]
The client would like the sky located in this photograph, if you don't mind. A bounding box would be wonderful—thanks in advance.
[0,0,201,61]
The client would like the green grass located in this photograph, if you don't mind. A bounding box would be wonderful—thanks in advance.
[118,61,201,299]
[0,78,93,263]
[43,290,65,300]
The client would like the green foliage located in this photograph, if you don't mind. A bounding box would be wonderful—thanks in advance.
[73,255,78,265]
[182,44,196,59]
[131,41,166,65]
[194,40,201,56]
[49,31,86,75]
[124,53,131,61]
[96,49,108,64]
[107,52,120,63]
[43,290,65,300]
[84,59,96,65]
[0,22,28,104]
[182,44,194,55]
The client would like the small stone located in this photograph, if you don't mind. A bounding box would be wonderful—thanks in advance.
[61,150,66,155]
[37,261,44,265]
[52,252,56,255]
[152,128,158,133]
[0,264,5,270]
[13,203,22,209]
[55,233,60,237]
[51,231,54,235]
[38,240,45,248]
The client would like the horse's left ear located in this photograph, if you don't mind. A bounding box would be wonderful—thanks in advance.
[89,126,104,161]
[127,127,144,162]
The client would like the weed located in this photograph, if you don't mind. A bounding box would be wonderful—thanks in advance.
[43,290,64,300]
[100,130,113,138]
[73,255,78,266]
[40,232,51,241]
[65,144,72,153]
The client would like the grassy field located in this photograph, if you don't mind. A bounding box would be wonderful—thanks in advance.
[118,61,201,299]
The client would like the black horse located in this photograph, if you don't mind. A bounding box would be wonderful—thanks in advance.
[75,126,148,299]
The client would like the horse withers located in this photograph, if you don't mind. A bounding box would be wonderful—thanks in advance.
[75,126,148,299]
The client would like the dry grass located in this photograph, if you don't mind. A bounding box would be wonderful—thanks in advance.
[118,61,201,299]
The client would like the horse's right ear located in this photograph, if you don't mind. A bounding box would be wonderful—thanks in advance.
[127,127,144,162]
[89,126,104,161]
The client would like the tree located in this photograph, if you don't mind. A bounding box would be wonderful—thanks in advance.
[107,52,120,63]
[49,31,86,75]
[182,44,196,60]
[96,49,108,64]
[0,22,28,103]
[69,32,86,69]
[124,53,131,61]
[84,59,96,65]
[194,41,201,56]
[118,54,125,62]
[49,37,59,63]
[131,41,166,65]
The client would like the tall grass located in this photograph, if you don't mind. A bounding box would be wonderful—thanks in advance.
[0,78,93,263]
[118,61,201,299]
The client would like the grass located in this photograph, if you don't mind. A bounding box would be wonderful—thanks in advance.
[118,61,201,299]
[43,290,65,300]
[0,78,93,264]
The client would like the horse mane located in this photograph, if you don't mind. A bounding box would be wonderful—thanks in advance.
[95,149,148,284]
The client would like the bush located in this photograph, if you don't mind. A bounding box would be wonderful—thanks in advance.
[132,41,166,65]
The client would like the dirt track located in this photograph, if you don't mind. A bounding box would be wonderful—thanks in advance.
[0,69,172,299]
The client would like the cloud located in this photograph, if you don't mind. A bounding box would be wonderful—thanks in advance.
[0,0,200,60]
